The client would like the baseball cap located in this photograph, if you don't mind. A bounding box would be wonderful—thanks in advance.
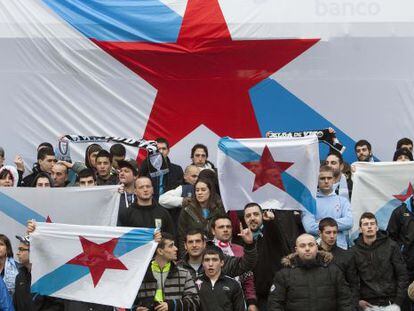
[15,235,30,246]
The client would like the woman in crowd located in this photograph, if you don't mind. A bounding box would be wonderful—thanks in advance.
[0,166,18,187]
[0,234,19,296]
[32,172,54,188]
[177,177,225,257]
[84,144,102,171]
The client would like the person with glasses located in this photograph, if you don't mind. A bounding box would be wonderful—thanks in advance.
[13,235,61,311]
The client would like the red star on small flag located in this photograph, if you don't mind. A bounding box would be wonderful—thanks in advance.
[242,146,294,192]
[67,236,127,287]
[393,182,414,202]
[45,216,53,223]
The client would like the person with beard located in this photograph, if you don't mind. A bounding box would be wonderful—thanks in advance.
[325,152,352,201]
[267,234,351,311]
[353,212,408,310]
[354,140,375,162]
[243,203,290,310]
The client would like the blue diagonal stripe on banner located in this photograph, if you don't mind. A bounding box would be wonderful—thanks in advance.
[0,191,46,225]
[31,228,155,295]
[219,137,316,214]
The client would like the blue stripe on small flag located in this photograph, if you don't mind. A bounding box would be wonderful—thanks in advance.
[42,0,183,42]
[218,137,316,213]
[31,228,154,295]
[0,191,46,225]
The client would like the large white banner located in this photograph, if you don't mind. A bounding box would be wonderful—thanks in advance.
[351,161,414,237]
[0,186,120,249]
[31,223,157,308]
[1,0,414,170]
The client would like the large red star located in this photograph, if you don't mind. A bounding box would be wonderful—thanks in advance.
[67,236,127,287]
[242,146,294,192]
[92,0,319,148]
[393,182,414,202]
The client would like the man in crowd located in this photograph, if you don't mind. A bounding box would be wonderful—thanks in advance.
[109,143,126,170]
[95,150,118,186]
[117,159,138,211]
[51,162,69,187]
[77,168,96,187]
[140,137,184,199]
[190,144,215,170]
[211,215,258,310]
[318,217,358,308]
[353,212,408,310]
[396,138,413,152]
[118,176,174,234]
[158,164,201,223]
[134,233,199,311]
[302,165,353,249]
[388,193,414,281]
[13,235,61,311]
[22,147,56,187]
[179,227,257,281]
[355,140,375,162]
[267,233,351,311]
[243,203,291,310]
[325,152,352,200]
[196,246,245,311]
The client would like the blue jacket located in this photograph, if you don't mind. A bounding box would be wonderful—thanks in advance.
[302,190,353,249]
[0,277,14,311]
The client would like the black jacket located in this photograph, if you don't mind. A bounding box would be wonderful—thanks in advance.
[267,252,352,311]
[320,244,359,309]
[387,200,414,276]
[197,273,245,311]
[13,266,62,311]
[351,231,409,306]
[253,219,291,299]
[21,165,42,187]
[118,201,175,235]
[62,300,112,311]
[140,157,184,199]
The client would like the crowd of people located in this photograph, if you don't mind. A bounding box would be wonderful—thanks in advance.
[1,135,414,311]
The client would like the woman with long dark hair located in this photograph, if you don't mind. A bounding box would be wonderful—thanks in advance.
[177,177,225,257]
[0,234,19,296]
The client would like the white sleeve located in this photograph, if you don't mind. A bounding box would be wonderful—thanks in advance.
[159,185,184,209]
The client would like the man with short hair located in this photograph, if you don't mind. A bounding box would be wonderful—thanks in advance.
[196,246,245,311]
[109,143,126,170]
[118,176,174,234]
[22,147,56,187]
[355,139,374,162]
[117,160,138,224]
[212,215,258,311]
[243,203,291,310]
[13,235,61,311]
[51,162,69,187]
[134,233,199,311]
[95,150,118,186]
[77,168,96,187]
[140,137,184,199]
[159,164,201,224]
[190,144,215,170]
[268,234,352,311]
[302,165,353,249]
[318,217,359,308]
[353,212,408,310]
[396,138,413,152]
[325,151,352,200]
